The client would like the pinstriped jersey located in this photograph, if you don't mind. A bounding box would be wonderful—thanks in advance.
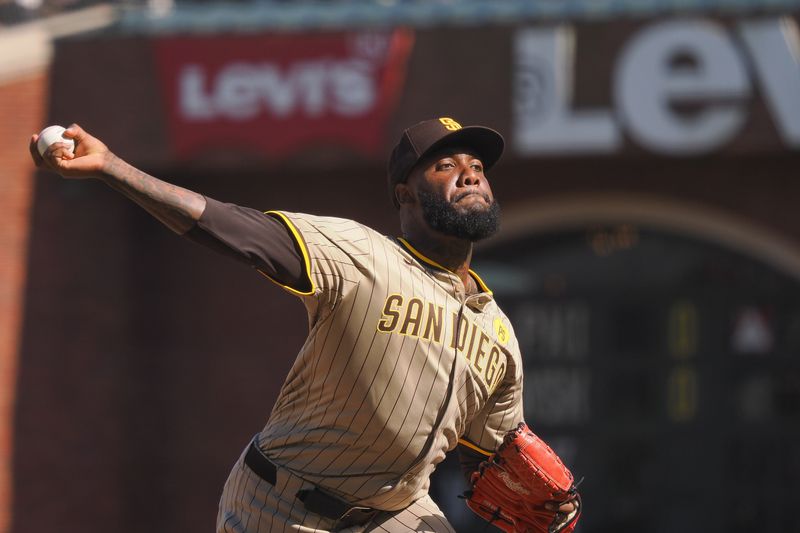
[257,212,524,511]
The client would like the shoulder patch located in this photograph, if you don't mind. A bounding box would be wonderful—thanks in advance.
[494,318,509,345]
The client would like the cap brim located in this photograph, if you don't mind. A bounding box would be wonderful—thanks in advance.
[419,126,505,171]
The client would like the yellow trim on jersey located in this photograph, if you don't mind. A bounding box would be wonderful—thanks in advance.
[258,210,316,297]
[469,270,492,295]
[397,237,493,295]
[457,438,494,457]
[397,237,450,270]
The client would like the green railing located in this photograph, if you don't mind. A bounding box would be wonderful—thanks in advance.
[117,0,800,33]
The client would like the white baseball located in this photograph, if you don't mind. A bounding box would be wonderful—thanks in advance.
[37,125,75,157]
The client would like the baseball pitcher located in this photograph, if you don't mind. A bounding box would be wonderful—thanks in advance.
[30,117,580,532]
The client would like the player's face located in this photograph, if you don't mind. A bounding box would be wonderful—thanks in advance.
[405,148,501,241]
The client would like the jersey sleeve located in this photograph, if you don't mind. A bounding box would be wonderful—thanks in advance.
[459,334,525,455]
[265,211,375,309]
[184,197,309,292]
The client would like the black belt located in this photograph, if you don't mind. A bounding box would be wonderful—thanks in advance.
[244,439,379,529]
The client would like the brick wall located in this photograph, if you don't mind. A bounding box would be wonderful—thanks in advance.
[0,71,46,533]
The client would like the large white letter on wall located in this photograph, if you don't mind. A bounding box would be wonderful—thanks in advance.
[739,17,800,147]
[513,26,620,155]
[615,19,751,155]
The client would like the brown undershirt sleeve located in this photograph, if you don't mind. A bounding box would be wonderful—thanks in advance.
[457,443,488,485]
[183,196,310,293]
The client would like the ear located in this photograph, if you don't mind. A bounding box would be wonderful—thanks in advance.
[395,183,414,207]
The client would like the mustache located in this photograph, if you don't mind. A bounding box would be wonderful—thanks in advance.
[452,191,491,203]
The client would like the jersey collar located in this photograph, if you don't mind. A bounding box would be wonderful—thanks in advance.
[396,237,493,295]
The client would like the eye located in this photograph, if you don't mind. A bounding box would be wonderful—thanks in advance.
[471,163,484,172]
[436,161,455,171]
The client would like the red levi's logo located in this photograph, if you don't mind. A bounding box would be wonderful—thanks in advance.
[155,30,414,160]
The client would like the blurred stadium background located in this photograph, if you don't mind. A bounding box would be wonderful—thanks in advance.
[1,0,799,531]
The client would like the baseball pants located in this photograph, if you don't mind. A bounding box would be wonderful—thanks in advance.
[217,444,455,533]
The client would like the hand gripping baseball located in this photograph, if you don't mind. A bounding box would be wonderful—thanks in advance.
[465,423,581,533]
[30,124,110,179]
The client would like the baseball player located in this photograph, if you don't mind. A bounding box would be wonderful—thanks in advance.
[29,117,578,532]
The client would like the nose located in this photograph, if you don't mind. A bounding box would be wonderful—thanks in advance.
[458,165,481,187]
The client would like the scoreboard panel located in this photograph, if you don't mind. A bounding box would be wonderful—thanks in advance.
[429,224,800,532]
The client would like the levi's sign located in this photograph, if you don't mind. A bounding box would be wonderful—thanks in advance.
[155,31,413,159]
[180,61,378,121]
[513,18,800,155]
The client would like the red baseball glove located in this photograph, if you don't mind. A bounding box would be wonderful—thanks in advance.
[465,422,581,533]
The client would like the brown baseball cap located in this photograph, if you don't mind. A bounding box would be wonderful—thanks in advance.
[387,117,505,208]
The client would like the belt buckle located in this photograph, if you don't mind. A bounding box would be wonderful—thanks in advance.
[336,506,377,529]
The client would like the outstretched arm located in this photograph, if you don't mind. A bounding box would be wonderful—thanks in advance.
[29,123,310,291]
[29,123,205,234]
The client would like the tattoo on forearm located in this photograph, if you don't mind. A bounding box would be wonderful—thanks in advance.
[102,155,206,234]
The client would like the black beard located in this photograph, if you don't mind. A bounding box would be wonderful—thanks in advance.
[417,189,501,242]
